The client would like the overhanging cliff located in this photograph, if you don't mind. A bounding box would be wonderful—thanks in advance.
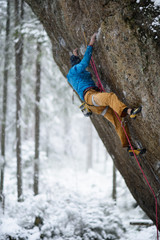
[24,0,160,228]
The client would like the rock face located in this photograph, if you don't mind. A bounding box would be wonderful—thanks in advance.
[24,0,160,227]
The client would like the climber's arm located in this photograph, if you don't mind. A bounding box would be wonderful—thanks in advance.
[73,33,97,73]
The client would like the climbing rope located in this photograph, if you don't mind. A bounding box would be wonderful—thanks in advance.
[82,30,104,92]
[113,110,159,239]
[90,53,159,240]
[82,29,159,239]
[82,30,159,238]
[90,57,104,92]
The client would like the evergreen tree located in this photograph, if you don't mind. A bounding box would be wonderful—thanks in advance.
[86,121,93,172]
[0,0,10,210]
[34,41,41,195]
[15,0,24,201]
[112,163,117,202]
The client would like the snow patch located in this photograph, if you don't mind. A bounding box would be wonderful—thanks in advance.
[152,16,160,27]
[0,180,125,240]
[123,91,127,97]
[104,84,111,92]
[59,37,66,48]
[80,44,86,55]
[152,0,160,6]
[69,51,73,56]
[28,231,40,240]
[96,27,101,41]
[0,218,21,234]
[155,161,160,172]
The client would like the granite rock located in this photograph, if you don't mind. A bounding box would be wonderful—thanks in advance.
[24,0,160,227]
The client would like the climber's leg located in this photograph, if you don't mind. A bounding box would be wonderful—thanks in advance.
[84,89,146,154]
[84,89,107,114]
[93,92,127,117]
[84,89,129,147]
[103,107,129,147]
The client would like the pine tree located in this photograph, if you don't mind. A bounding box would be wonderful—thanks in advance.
[0,0,11,209]
[86,121,93,171]
[15,0,24,201]
[34,41,41,195]
[112,163,117,202]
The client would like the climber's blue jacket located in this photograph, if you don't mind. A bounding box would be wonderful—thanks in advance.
[67,45,96,101]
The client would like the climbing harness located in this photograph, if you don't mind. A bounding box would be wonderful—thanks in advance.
[92,95,99,107]
[79,98,108,117]
[90,54,159,240]
[79,102,92,117]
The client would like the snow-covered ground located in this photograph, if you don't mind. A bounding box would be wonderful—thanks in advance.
[0,2,159,238]
[152,0,160,6]
[0,152,158,240]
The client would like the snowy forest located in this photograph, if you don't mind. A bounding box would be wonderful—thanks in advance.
[0,0,160,240]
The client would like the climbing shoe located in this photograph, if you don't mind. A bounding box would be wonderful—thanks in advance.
[130,106,142,120]
[127,146,146,156]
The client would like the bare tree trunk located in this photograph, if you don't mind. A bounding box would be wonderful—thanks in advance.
[15,0,24,201]
[0,0,11,209]
[96,136,99,163]
[86,121,93,172]
[63,102,70,157]
[112,163,117,202]
[46,129,50,158]
[34,41,41,195]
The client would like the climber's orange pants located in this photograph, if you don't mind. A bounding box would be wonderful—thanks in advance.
[84,89,130,147]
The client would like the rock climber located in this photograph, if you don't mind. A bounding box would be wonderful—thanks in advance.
[67,33,146,156]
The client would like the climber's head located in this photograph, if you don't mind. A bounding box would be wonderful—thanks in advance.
[70,48,81,67]
[70,55,81,67]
